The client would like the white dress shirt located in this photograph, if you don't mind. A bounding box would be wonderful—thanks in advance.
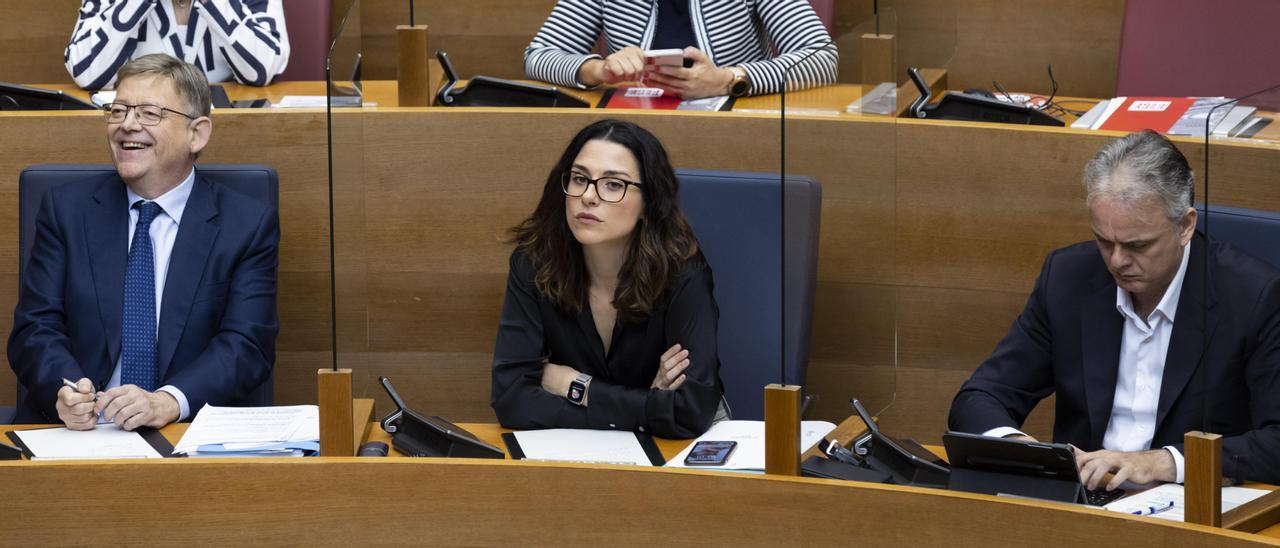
[985,242,1191,484]
[104,168,196,421]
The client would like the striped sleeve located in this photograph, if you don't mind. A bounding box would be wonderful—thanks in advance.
[64,0,154,90]
[524,0,607,89]
[737,0,837,96]
[197,0,290,86]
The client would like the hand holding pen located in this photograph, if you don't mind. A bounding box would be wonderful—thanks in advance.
[55,377,99,431]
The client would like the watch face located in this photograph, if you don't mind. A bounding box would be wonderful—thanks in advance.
[568,384,584,403]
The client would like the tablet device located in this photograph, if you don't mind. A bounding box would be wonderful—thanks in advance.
[943,431,1108,504]
[943,431,1078,480]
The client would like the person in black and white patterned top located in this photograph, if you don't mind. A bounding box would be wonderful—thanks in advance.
[525,0,836,99]
[65,0,289,90]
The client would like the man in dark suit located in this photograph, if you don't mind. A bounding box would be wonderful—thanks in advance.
[949,130,1280,488]
[7,54,278,430]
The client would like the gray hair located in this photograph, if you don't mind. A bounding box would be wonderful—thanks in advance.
[115,53,212,118]
[1082,130,1195,223]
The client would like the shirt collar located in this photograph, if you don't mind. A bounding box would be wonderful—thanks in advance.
[1115,240,1191,324]
[126,168,195,225]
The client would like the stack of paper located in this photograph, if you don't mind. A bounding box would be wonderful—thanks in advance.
[664,420,836,473]
[173,405,320,457]
[1103,483,1270,521]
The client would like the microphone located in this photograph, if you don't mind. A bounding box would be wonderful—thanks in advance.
[819,438,861,465]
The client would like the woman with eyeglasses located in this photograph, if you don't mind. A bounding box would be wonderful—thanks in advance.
[491,119,725,439]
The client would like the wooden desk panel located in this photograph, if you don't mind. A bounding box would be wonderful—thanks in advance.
[1,454,1276,545]
[2,88,1280,447]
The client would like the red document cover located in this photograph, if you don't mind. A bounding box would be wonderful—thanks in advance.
[598,86,683,110]
[1098,97,1196,133]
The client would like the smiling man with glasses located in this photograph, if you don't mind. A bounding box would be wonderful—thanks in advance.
[8,54,279,430]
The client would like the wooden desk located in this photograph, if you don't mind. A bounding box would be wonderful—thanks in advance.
[2,422,1278,546]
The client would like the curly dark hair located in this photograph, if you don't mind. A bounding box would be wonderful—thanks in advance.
[510,119,699,321]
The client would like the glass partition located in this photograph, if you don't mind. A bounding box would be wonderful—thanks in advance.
[1198,84,1280,450]
[326,0,371,398]
[779,16,898,425]
[327,1,364,108]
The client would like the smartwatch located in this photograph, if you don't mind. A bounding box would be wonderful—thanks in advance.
[728,66,751,97]
[568,373,592,406]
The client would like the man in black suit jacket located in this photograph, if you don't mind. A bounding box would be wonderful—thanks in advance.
[8,54,278,429]
[949,130,1280,488]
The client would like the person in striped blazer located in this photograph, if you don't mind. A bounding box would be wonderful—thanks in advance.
[525,0,837,99]
[65,0,290,90]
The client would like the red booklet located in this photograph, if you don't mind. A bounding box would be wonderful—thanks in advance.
[597,86,734,111]
[1097,97,1196,133]
[599,86,684,109]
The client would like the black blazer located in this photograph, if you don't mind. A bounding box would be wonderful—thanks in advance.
[490,249,724,439]
[949,235,1280,483]
[8,172,279,423]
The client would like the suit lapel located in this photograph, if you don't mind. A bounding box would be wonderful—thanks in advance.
[1157,237,1215,428]
[1080,275,1123,449]
[85,176,129,369]
[157,175,220,379]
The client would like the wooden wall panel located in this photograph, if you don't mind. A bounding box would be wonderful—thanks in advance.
[920,0,1125,98]
[361,0,559,82]
[4,107,1279,447]
[0,0,80,85]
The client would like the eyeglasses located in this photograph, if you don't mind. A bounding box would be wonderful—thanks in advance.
[561,171,643,203]
[102,102,196,126]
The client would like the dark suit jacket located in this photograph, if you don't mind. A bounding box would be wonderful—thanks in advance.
[949,235,1280,483]
[8,171,279,423]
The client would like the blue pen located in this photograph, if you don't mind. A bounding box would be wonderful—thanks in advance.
[1132,500,1175,516]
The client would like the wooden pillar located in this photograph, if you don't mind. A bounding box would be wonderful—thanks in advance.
[764,384,802,476]
[318,368,355,456]
[861,33,897,85]
[397,25,432,106]
[1185,431,1223,527]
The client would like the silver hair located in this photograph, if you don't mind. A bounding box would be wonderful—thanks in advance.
[116,53,212,118]
[1082,130,1195,223]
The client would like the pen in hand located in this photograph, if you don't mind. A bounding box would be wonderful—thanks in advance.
[61,378,99,402]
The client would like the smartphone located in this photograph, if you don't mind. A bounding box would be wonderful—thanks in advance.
[644,49,693,70]
[683,440,737,466]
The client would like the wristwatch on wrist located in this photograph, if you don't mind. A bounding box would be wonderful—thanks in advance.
[568,373,592,406]
[728,66,751,97]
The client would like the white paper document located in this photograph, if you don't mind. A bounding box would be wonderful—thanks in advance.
[11,424,163,460]
[1104,483,1270,521]
[511,429,655,466]
[274,96,328,108]
[173,405,319,455]
[664,420,837,472]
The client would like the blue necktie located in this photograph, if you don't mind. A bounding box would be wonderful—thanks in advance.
[121,201,162,392]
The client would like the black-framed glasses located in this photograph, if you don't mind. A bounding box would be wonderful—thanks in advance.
[102,102,196,126]
[561,171,643,203]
